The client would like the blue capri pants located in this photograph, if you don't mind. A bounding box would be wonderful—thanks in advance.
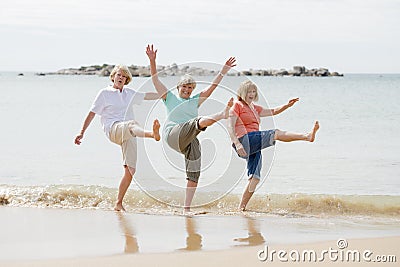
[232,130,276,179]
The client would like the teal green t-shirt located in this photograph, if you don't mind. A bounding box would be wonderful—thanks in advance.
[163,90,200,136]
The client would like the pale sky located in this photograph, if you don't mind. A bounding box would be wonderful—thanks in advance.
[1,0,399,73]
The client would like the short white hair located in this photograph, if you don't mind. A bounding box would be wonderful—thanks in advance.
[177,74,196,89]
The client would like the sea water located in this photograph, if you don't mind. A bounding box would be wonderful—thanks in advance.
[0,72,399,217]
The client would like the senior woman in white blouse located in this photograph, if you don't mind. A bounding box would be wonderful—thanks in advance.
[74,65,160,211]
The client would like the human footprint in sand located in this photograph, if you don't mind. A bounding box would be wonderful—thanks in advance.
[74,65,161,212]
[227,80,320,211]
[146,44,236,213]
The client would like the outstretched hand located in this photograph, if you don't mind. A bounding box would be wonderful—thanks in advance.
[287,98,299,107]
[146,44,157,61]
[221,57,236,75]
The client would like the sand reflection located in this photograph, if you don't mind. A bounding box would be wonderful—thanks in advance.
[234,216,265,246]
[117,213,139,254]
[179,217,203,251]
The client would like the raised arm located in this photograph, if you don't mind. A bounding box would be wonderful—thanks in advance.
[259,98,299,117]
[227,111,247,157]
[146,44,168,100]
[74,111,96,145]
[198,57,236,106]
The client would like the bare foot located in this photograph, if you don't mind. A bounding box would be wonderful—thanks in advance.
[307,121,320,142]
[152,119,160,141]
[183,210,207,217]
[183,211,194,217]
[223,97,234,119]
[114,203,126,212]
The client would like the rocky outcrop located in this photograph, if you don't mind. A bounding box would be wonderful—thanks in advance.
[46,64,343,77]
[240,66,343,77]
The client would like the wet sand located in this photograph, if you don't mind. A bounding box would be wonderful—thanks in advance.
[4,237,399,267]
[1,207,399,266]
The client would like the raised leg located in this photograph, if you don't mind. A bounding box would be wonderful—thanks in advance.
[274,121,319,142]
[197,98,233,129]
[129,119,160,141]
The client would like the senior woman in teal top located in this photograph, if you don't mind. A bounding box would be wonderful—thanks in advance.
[146,44,236,213]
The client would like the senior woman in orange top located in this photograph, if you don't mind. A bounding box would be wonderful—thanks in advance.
[228,80,320,211]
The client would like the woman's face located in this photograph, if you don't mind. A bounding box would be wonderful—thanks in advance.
[178,83,195,99]
[113,69,128,90]
[245,88,257,103]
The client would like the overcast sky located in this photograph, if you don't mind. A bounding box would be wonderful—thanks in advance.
[1,0,399,73]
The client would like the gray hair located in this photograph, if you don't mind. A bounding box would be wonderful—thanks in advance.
[177,74,196,89]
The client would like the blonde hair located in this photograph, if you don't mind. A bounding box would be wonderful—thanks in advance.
[110,65,133,85]
[177,74,196,90]
[237,80,259,102]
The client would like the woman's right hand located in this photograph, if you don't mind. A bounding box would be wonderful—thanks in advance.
[221,57,236,75]
[146,44,157,61]
[74,133,83,145]
[235,142,247,157]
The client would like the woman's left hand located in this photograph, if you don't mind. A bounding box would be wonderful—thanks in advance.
[146,44,157,61]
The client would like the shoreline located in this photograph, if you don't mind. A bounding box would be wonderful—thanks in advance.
[2,184,399,218]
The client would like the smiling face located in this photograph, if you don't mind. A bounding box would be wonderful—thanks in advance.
[177,75,196,99]
[178,83,195,99]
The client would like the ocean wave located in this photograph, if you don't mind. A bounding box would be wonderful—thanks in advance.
[1,184,399,218]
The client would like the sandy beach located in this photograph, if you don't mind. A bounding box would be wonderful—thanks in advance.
[3,235,399,267]
[1,206,398,266]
